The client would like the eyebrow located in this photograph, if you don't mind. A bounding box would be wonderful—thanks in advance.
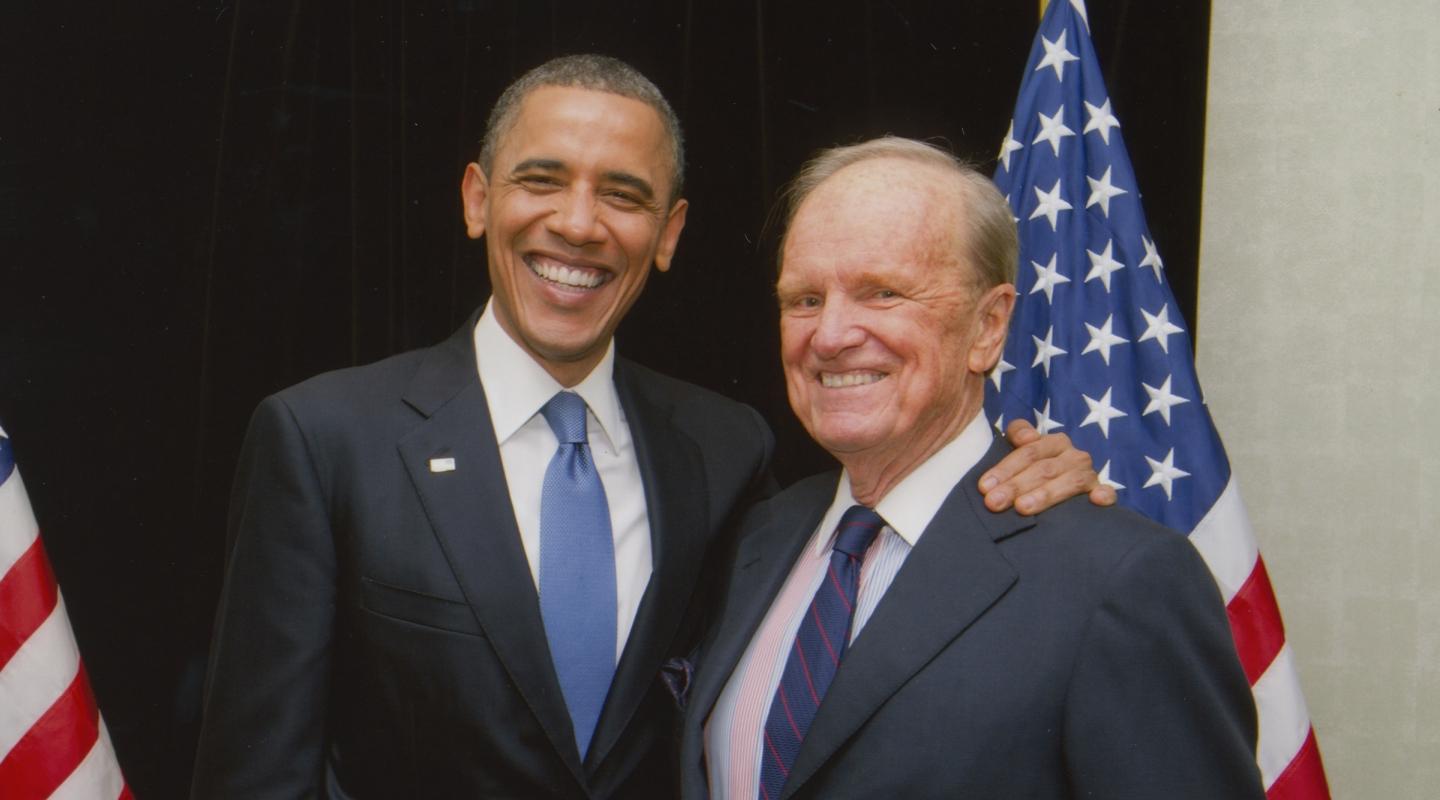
[510,158,565,175]
[510,158,657,203]
[601,171,656,202]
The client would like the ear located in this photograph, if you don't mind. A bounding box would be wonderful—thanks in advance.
[968,283,1017,375]
[460,162,489,240]
[652,198,689,272]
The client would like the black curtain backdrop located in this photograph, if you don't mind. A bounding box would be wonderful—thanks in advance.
[1,2,1209,795]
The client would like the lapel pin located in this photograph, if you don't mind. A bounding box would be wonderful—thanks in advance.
[429,457,457,473]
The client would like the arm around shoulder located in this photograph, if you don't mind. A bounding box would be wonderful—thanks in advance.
[191,394,338,798]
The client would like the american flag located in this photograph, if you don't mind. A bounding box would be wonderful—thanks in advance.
[985,2,1330,797]
[0,425,131,799]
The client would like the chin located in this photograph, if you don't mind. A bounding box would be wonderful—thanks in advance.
[808,427,884,460]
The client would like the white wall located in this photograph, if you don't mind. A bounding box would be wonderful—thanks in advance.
[1199,2,1440,796]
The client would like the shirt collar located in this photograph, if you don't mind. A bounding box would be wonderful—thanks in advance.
[472,299,622,450]
[819,411,994,555]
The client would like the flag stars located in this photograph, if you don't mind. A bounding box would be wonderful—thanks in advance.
[1082,314,1129,364]
[1083,241,1125,292]
[1033,106,1076,156]
[1030,254,1072,303]
[989,357,1015,391]
[1142,375,1190,425]
[998,120,1024,172]
[1034,399,1064,435]
[1138,303,1185,354]
[1029,179,1074,231]
[1035,30,1080,81]
[1085,166,1128,218]
[1083,98,1121,145]
[1080,387,1127,438]
[1139,235,1165,282]
[1031,326,1068,377]
[1143,448,1190,500]
[1097,460,1125,492]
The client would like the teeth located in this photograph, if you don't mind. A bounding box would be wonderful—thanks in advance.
[821,372,884,388]
[530,259,604,289]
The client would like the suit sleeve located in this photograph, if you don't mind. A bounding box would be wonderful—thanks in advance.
[1062,529,1266,799]
[191,394,336,798]
[742,404,779,503]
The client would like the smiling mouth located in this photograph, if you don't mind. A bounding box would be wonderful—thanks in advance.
[820,371,886,388]
[526,255,610,290]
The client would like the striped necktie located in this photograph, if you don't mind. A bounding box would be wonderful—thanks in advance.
[758,505,886,798]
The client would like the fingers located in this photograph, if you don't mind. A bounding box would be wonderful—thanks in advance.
[979,428,1103,515]
[1003,418,1041,447]
[1089,484,1118,507]
[978,423,1075,495]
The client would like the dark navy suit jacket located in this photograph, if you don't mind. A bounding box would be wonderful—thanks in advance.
[681,439,1264,799]
[192,315,774,798]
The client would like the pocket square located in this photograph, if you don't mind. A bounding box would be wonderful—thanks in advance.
[660,656,694,711]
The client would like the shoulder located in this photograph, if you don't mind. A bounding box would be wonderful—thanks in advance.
[1004,498,1214,600]
[279,347,430,409]
[252,343,447,448]
[617,357,773,448]
[735,471,836,533]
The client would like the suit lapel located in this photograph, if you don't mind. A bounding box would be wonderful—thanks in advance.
[395,322,587,787]
[584,361,712,769]
[781,441,1033,799]
[686,474,836,732]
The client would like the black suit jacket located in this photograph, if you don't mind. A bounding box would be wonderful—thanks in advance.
[682,440,1264,799]
[192,317,774,798]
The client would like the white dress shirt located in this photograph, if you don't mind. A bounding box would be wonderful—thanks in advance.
[704,413,994,799]
[472,300,653,663]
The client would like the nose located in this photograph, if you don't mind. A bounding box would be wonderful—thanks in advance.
[548,186,605,246]
[809,296,865,359]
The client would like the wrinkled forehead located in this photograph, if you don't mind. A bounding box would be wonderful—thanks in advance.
[783,159,969,271]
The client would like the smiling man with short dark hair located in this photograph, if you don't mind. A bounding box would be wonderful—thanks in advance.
[192,58,1104,799]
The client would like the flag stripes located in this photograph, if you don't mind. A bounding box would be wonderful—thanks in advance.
[0,427,130,799]
[1227,557,1287,684]
[0,666,103,798]
[987,2,1329,796]
[1253,644,1315,787]
[1268,730,1328,800]
[1,538,59,670]
[1,596,82,757]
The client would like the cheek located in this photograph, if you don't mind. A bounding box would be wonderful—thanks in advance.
[609,217,666,267]
[779,318,811,364]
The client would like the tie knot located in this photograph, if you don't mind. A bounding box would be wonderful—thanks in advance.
[541,391,589,445]
[833,505,885,558]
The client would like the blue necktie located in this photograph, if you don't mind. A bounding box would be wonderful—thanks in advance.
[759,505,886,799]
[538,391,617,758]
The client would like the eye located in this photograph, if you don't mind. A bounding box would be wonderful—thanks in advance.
[874,288,899,300]
[602,189,644,209]
[517,174,561,191]
[777,292,820,312]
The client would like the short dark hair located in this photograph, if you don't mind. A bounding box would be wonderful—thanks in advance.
[479,54,686,203]
[778,136,1017,288]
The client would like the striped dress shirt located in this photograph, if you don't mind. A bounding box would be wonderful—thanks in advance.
[704,414,993,799]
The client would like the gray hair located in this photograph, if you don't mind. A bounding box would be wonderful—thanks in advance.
[778,136,1017,288]
[479,54,686,203]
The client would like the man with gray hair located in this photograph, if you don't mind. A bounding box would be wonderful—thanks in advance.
[682,137,1263,799]
[192,58,1103,798]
